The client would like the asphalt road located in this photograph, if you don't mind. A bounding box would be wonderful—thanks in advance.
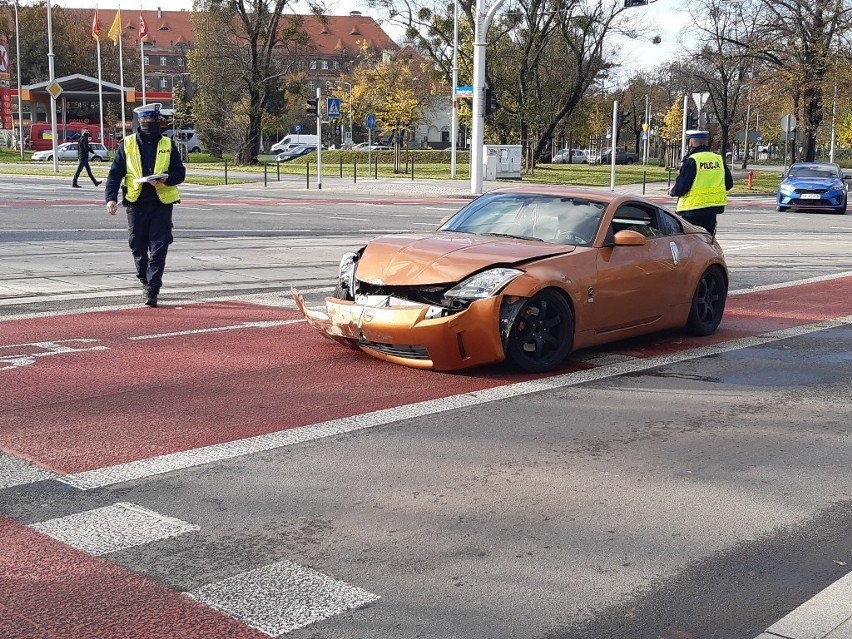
[1,172,851,639]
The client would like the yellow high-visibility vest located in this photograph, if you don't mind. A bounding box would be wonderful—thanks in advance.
[676,151,727,212]
[123,134,180,204]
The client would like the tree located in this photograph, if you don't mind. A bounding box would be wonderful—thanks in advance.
[189,0,315,164]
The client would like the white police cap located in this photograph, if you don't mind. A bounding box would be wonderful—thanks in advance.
[686,130,710,139]
[133,103,163,118]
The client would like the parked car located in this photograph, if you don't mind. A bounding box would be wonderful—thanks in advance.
[552,148,588,164]
[776,162,850,214]
[275,145,317,162]
[271,134,319,153]
[292,187,728,373]
[31,142,109,162]
[592,147,639,165]
[353,144,393,151]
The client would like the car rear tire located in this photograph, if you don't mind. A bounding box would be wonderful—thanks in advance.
[506,290,574,373]
[625,158,634,165]
[685,266,727,336]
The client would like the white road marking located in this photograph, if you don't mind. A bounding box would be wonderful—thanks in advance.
[728,270,852,296]
[180,206,214,211]
[723,243,770,252]
[242,211,290,216]
[188,560,379,636]
[58,314,852,490]
[413,222,438,226]
[30,502,199,556]
[753,570,852,639]
[735,222,775,226]
[0,453,56,488]
[328,216,369,221]
[129,319,304,341]
[829,226,852,231]
[357,229,409,233]
[1,339,109,371]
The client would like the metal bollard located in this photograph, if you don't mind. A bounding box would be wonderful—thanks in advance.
[277,161,280,181]
[339,155,343,178]
[642,170,646,195]
[411,155,414,180]
[264,163,267,187]
[354,158,357,183]
[306,162,310,188]
[224,159,228,185]
[374,154,378,179]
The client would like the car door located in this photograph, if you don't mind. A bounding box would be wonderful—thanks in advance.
[62,144,77,161]
[589,202,683,334]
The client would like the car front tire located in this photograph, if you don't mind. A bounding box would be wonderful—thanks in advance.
[506,289,574,373]
[685,266,727,336]
[776,204,789,212]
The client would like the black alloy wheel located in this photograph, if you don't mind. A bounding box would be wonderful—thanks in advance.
[506,289,574,373]
[686,266,727,336]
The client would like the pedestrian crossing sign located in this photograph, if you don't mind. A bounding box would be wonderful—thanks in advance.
[327,97,341,119]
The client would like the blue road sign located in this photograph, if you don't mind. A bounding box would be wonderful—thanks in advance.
[294,124,302,133]
[365,113,377,130]
[455,85,473,96]
[327,97,341,119]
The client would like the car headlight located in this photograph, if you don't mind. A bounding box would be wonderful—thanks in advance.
[779,183,796,195]
[444,268,523,300]
[338,251,359,293]
[831,181,845,191]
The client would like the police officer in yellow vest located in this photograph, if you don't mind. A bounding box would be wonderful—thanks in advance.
[668,130,733,237]
[105,103,186,307]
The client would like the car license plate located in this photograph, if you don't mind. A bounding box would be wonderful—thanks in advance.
[800,193,821,199]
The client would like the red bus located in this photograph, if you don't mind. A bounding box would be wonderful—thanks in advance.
[29,123,104,151]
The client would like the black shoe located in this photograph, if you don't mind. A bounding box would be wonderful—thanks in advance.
[72,184,82,188]
[94,180,102,187]
[144,294,158,308]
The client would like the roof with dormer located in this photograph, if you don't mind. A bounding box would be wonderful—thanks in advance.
[77,8,399,54]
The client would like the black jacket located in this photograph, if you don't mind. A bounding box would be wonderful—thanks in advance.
[78,133,92,160]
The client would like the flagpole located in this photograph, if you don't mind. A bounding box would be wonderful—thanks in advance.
[117,16,126,137]
[95,9,105,145]
[140,20,146,104]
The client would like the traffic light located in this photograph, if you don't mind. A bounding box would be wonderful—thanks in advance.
[485,88,501,116]
[686,110,699,129]
[623,0,649,6]
[305,98,318,116]
[620,111,630,128]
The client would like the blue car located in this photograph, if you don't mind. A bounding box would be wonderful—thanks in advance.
[776,162,850,214]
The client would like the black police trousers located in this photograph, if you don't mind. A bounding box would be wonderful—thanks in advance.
[126,200,174,294]
[681,208,720,237]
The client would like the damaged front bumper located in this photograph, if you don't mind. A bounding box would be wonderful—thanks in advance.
[292,288,508,371]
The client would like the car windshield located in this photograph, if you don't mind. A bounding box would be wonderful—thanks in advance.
[788,165,841,179]
[438,193,607,246]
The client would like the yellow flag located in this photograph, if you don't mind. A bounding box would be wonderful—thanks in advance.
[107,9,122,45]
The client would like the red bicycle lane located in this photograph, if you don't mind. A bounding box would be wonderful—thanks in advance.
[2,276,851,477]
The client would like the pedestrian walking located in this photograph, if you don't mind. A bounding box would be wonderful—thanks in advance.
[668,130,733,237]
[105,103,186,308]
[72,129,102,188]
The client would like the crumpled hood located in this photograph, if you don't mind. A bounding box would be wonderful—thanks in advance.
[355,232,574,286]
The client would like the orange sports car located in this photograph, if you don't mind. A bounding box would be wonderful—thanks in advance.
[293,186,728,373]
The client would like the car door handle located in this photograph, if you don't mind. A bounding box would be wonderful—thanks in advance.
[670,241,680,266]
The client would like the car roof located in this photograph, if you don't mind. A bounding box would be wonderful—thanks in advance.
[789,162,840,169]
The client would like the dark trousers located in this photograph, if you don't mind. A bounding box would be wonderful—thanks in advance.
[681,209,719,237]
[126,200,174,294]
[73,157,97,185]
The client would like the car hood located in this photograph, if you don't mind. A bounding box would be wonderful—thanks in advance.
[784,177,843,189]
[355,232,574,286]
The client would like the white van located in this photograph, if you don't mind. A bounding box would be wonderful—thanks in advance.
[164,127,203,153]
[271,134,319,153]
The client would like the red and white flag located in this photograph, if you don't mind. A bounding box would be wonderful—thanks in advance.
[139,13,149,42]
[91,9,101,41]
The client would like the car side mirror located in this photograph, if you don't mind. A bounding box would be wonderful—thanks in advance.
[613,229,647,246]
[843,174,852,180]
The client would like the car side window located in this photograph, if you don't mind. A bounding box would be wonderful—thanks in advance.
[657,210,683,235]
[611,203,665,238]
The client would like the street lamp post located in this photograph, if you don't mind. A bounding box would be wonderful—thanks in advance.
[13,0,24,160]
[341,81,352,147]
[450,0,459,178]
[470,0,509,195]
[46,0,58,174]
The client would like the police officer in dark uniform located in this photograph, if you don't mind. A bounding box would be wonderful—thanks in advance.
[72,129,102,188]
[668,130,733,237]
[105,103,186,307]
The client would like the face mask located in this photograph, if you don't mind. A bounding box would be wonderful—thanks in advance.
[140,121,161,136]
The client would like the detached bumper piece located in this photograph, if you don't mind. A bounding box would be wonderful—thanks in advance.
[292,288,506,371]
